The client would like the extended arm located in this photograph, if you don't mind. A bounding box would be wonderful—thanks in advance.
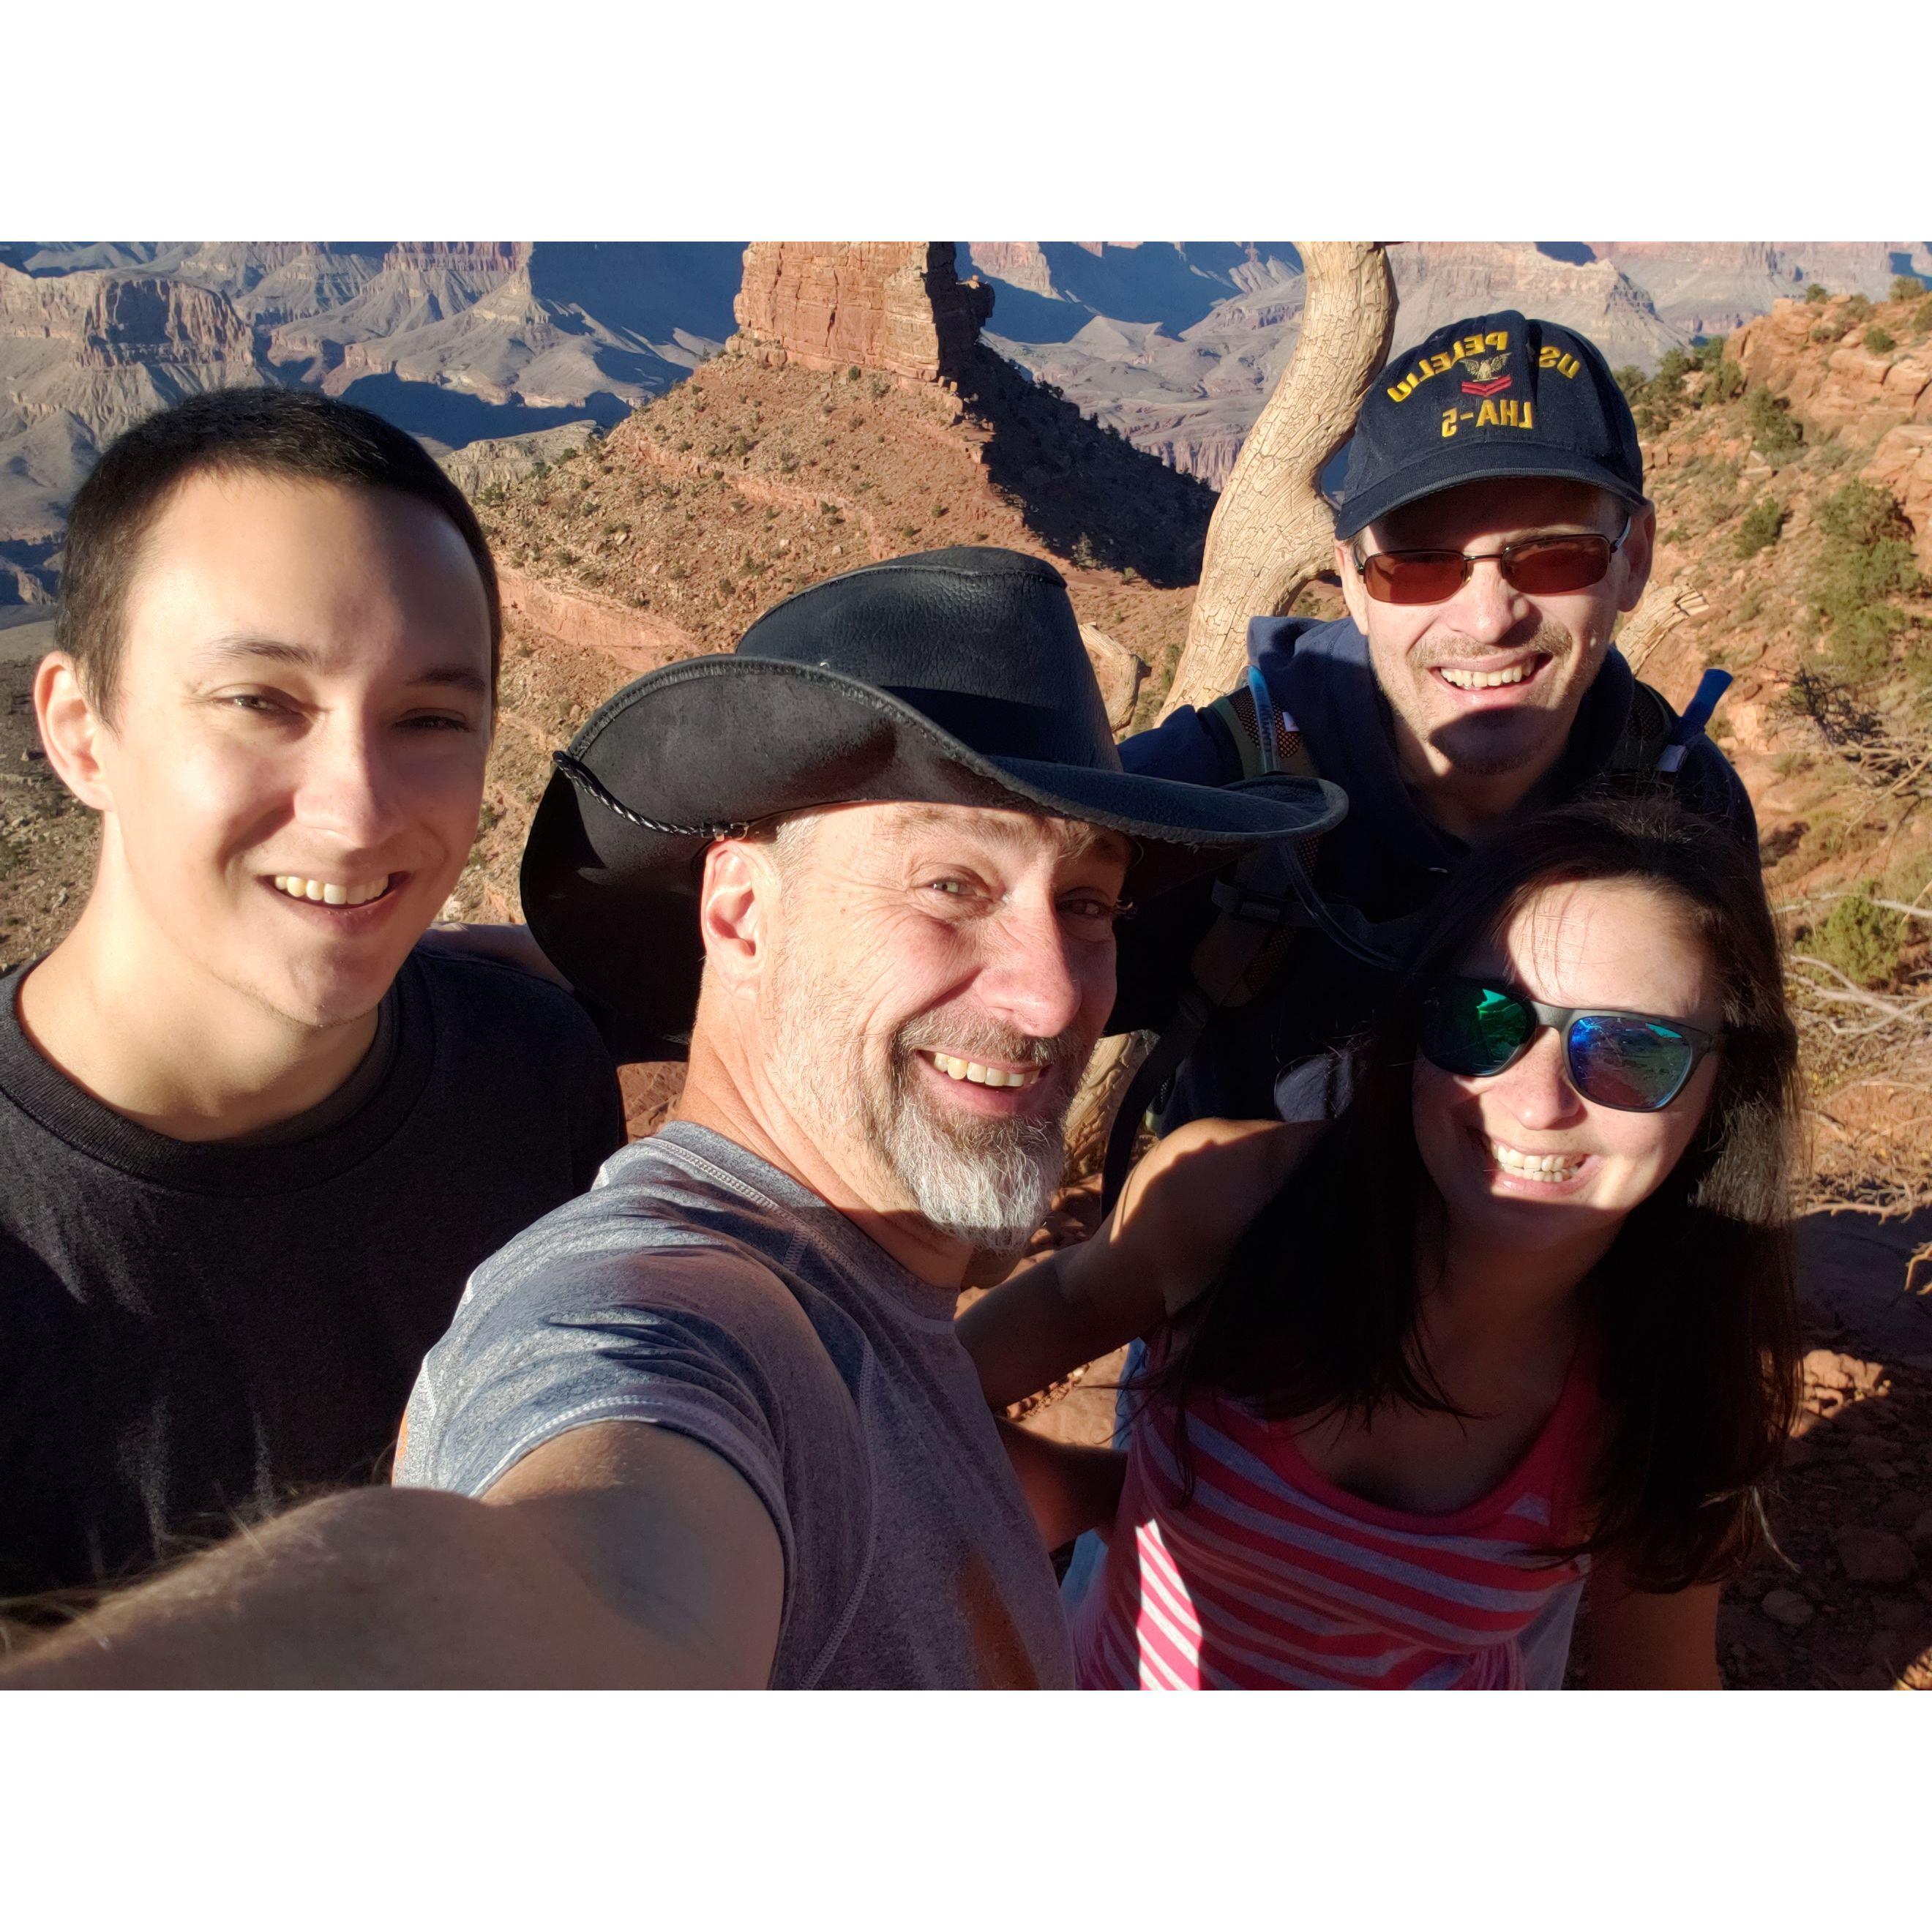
[0,1422,782,1689]
[1579,1562,1721,1689]
[994,1420,1128,1551]
[958,1116,1316,1412]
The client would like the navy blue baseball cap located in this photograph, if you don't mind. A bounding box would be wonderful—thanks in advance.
[1331,311,1645,541]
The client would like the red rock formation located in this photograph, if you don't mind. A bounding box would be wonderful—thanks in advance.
[496,567,702,676]
[1865,425,1932,569]
[731,243,992,385]
[1729,296,1932,441]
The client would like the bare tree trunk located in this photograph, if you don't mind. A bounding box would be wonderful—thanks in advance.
[1066,242,1397,1177]
[1162,242,1396,719]
[1064,1030,1153,1181]
[1617,581,1710,679]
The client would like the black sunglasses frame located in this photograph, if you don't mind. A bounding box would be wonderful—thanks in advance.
[1352,514,1633,607]
[1417,976,1722,1114]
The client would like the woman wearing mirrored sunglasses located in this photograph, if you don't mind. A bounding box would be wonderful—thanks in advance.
[962,794,1802,1688]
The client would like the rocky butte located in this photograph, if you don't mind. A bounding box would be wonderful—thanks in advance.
[732,242,993,385]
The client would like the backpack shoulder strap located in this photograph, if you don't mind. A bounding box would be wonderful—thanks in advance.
[1608,668,1734,780]
[1607,677,1679,776]
[1101,677,1334,1208]
[1204,680,1324,785]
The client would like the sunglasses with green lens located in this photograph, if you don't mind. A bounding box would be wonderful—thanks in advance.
[1416,976,1721,1114]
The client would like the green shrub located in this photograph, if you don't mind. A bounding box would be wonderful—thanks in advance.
[1915,297,1932,337]
[1736,499,1786,558]
[1615,352,1701,435]
[1811,480,1922,678]
[1819,479,1920,559]
[1846,295,1873,323]
[1808,891,1904,987]
[1706,358,1747,404]
[1865,326,1896,354]
[1745,385,1803,455]
[1805,283,1830,304]
[1894,276,1926,302]
[1693,336,1729,370]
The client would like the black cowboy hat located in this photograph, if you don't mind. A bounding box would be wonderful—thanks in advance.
[521,546,1347,1061]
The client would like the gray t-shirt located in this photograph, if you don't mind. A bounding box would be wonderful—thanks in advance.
[397,1122,1073,1690]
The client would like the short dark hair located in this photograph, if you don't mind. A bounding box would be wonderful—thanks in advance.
[1142,794,1802,1592]
[55,386,501,722]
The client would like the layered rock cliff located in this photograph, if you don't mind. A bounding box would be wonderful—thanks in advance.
[732,243,992,386]
[0,242,744,601]
[0,263,269,574]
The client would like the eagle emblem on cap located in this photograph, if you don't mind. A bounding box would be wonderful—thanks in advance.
[1459,350,1513,398]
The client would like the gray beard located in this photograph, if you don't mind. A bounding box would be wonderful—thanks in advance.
[766,936,1075,1256]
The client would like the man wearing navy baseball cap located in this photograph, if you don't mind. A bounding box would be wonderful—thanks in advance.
[1115,310,1756,1127]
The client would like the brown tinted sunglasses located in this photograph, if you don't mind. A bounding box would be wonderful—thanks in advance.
[1353,514,1631,606]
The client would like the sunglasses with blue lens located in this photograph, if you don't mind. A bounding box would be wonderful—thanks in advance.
[1416,976,1721,1114]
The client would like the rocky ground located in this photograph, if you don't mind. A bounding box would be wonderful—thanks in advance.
[1724,1341,1932,1689]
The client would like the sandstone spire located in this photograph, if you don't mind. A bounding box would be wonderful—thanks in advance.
[730,243,992,386]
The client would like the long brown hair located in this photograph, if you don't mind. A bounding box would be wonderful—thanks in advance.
[1139,794,1802,1591]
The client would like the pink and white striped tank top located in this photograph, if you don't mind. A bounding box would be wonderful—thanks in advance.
[1074,1361,1598,1690]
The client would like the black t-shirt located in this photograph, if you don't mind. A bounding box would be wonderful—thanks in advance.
[0,948,625,1604]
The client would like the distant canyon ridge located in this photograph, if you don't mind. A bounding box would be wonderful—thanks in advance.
[2,239,1928,604]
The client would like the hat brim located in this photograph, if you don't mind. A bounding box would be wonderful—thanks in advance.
[521,654,1347,1061]
[1334,441,1647,540]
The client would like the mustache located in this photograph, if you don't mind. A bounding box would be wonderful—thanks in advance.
[1410,621,1574,671]
[893,1015,1090,1075]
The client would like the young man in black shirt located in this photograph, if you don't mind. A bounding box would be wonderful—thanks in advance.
[0,390,624,1607]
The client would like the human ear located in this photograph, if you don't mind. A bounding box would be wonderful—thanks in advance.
[34,653,114,812]
[1614,501,1657,613]
[1336,536,1372,633]
[695,839,774,989]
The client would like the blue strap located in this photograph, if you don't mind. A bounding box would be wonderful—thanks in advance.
[1658,668,1732,774]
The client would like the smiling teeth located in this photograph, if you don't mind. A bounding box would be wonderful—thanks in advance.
[272,875,390,907]
[1441,664,1532,690]
[1491,1140,1581,1183]
[929,1052,1043,1090]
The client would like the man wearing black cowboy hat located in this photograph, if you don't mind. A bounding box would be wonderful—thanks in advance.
[2,547,1338,1690]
